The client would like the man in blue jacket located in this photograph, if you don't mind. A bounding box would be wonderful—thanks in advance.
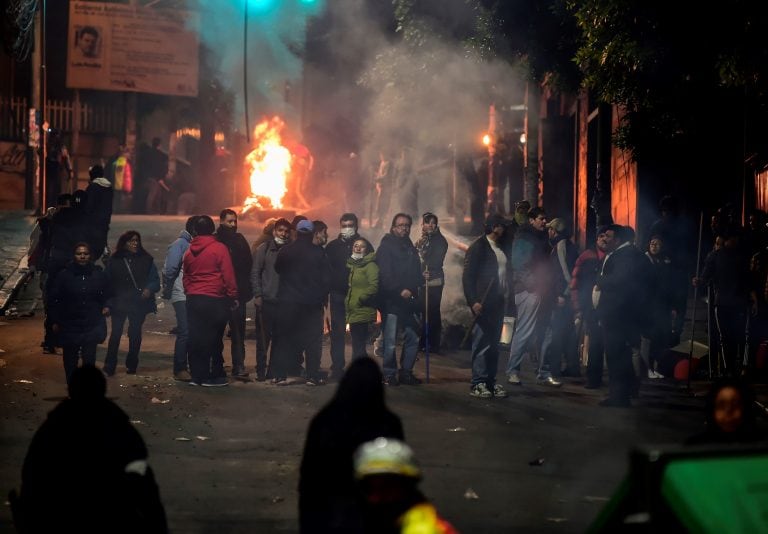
[162,216,198,381]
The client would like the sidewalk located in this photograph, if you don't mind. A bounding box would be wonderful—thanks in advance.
[0,210,34,314]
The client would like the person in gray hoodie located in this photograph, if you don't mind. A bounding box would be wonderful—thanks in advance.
[250,217,291,381]
[162,216,198,381]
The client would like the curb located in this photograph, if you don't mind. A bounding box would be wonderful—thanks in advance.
[0,256,31,315]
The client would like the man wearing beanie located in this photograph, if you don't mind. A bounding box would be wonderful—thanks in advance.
[271,219,330,385]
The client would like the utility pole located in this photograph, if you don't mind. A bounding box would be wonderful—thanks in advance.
[28,6,42,211]
[523,81,540,206]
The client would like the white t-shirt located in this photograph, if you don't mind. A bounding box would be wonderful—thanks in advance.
[486,235,507,292]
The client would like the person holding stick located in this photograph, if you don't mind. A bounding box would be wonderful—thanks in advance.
[462,214,512,398]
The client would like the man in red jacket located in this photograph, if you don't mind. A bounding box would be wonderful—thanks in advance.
[183,215,238,386]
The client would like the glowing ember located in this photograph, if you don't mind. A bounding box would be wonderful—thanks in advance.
[243,117,292,212]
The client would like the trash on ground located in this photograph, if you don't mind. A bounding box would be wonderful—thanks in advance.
[529,458,545,466]
[463,488,479,500]
[271,496,284,504]
[582,495,609,503]
[151,397,170,404]
[446,427,466,432]
[130,420,146,425]
[196,435,210,441]
[546,517,568,523]
[13,379,34,384]
[174,437,192,441]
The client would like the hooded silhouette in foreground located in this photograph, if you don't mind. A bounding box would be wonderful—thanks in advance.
[10,365,167,533]
[299,357,404,533]
[686,376,764,445]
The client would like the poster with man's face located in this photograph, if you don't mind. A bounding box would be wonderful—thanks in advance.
[75,25,101,59]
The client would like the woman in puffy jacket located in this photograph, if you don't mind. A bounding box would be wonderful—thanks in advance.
[48,243,111,384]
[346,239,379,360]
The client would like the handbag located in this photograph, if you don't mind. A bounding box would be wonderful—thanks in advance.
[124,258,156,313]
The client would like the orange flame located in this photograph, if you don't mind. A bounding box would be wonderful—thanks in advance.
[243,117,292,212]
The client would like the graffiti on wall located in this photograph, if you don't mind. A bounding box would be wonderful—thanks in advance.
[0,141,26,173]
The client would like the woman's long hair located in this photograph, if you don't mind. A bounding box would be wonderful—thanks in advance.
[112,230,147,258]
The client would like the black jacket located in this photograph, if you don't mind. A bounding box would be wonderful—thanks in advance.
[415,229,448,281]
[274,233,330,306]
[463,235,510,312]
[16,396,167,533]
[216,226,254,301]
[326,233,374,295]
[48,262,110,346]
[105,251,160,313]
[376,233,422,313]
[595,243,647,326]
[299,358,404,534]
[85,178,114,253]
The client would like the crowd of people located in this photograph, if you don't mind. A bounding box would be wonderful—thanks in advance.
[28,166,768,406]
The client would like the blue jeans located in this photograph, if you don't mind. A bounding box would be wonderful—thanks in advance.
[471,307,503,386]
[382,313,418,379]
[172,301,189,373]
[505,290,541,375]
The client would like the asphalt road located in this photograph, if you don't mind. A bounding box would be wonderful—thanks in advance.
[0,215,714,533]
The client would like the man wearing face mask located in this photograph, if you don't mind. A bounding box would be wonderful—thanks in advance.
[216,209,254,379]
[251,218,291,381]
[325,213,374,381]
[415,213,448,354]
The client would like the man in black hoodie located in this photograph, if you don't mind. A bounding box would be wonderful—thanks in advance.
[378,213,423,386]
[216,209,254,378]
[272,220,330,385]
[324,213,374,380]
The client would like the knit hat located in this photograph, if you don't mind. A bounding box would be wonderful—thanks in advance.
[296,220,314,234]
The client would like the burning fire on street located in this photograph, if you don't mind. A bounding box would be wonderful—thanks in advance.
[242,116,293,214]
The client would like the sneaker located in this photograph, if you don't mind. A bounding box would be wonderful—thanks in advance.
[383,375,399,386]
[42,345,58,355]
[306,377,326,386]
[492,384,508,398]
[507,373,522,385]
[537,376,562,388]
[255,372,266,382]
[232,368,250,378]
[273,377,288,386]
[102,368,115,378]
[126,369,137,375]
[470,383,493,398]
[202,377,229,387]
[189,380,201,386]
[647,369,664,379]
[174,370,192,382]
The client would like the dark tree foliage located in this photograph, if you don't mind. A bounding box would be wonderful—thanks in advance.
[569,0,768,160]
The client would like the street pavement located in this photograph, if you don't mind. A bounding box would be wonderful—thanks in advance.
[0,214,744,533]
